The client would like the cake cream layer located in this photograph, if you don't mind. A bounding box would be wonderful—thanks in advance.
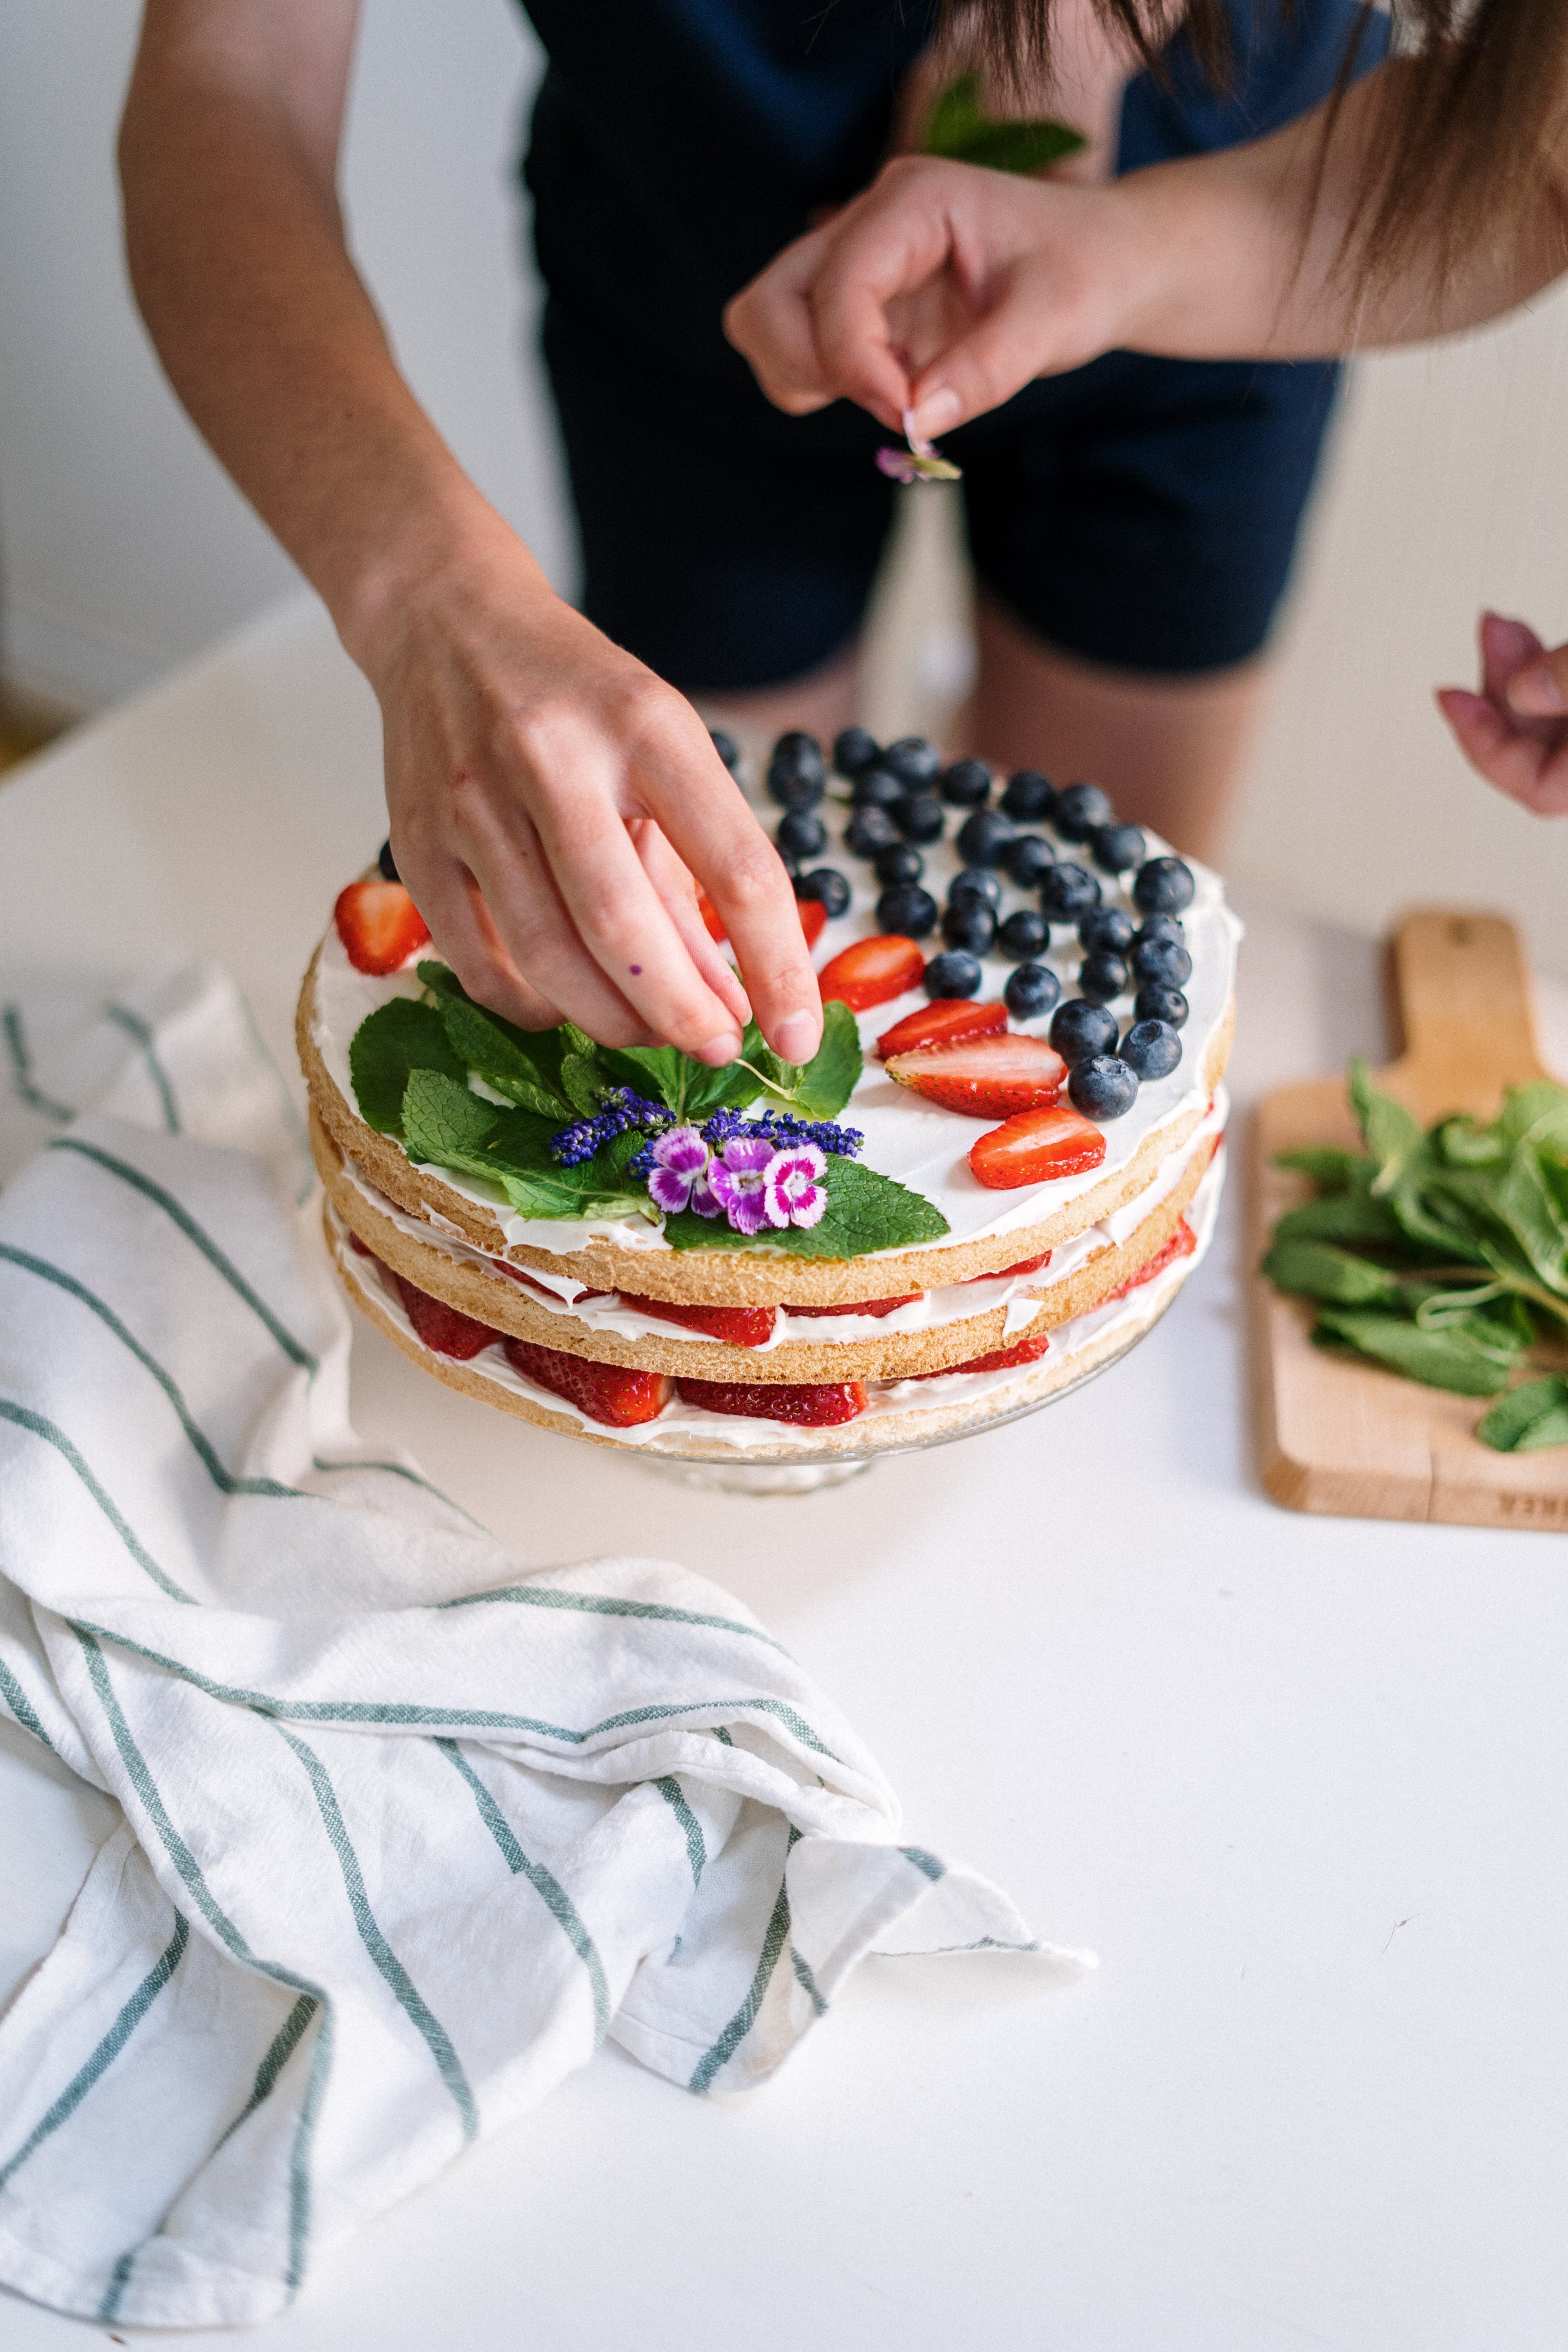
[325,1145,1223,1461]
[315,1090,1227,1384]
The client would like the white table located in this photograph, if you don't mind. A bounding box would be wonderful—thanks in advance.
[3,597,1566,2352]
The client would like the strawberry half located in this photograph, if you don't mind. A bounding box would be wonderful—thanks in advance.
[887,1033,1067,1118]
[962,1250,1051,1284]
[675,1376,867,1426]
[785,1293,920,1320]
[503,1336,672,1425]
[876,998,1006,1062]
[969,1103,1107,1190]
[817,934,925,1012]
[619,1292,777,1348]
[334,880,431,976]
[392,1271,503,1360]
[1099,1215,1197,1306]
[697,888,827,951]
[913,1325,1052,1379]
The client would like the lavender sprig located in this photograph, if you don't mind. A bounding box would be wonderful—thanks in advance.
[551,1087,673,1167]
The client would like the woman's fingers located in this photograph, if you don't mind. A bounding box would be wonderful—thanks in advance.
[399,848,574,1033]
[722,221,844,416]
[1435,687,1568,816]
[633,820,753,1027]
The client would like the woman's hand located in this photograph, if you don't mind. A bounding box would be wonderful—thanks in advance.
[1437,612,1568,817]
[361,515,824,1066]
[724,154,1149,442]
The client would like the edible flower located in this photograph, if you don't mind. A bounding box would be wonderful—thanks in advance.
[762,1143,828,1229]
[705,1136,777,1236]
[876,407,962,485]
[644,1125,720,1217]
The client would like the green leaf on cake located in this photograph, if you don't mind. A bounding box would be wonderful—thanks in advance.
[736,1000,863,1121]
[663,1154,948,1258]
[436,996,572,1122]
[348,999,466,1134]
[399,1068,559,1191]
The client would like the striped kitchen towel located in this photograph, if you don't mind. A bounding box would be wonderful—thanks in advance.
[0,964,1084,2330]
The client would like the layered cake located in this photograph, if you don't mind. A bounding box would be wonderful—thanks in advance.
[298,731,1238,1464]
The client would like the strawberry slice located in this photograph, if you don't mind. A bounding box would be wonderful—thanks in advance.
[887,1033,1067,1118]
[817,934,925,1012]
[876,998,1006,1061]
[1099,1216,1197,1306]
[969,1103,1107,1189]
[675,1376,867,1426]
[785,1294,920,1319]
[962,1251,1051,1284]
[619,1292,777,1348]
[391,1271,503,1360]
[503,1336,672,1425]
[334,879,431,976]
[697,888,827,951]
[913,1326,1052,1379]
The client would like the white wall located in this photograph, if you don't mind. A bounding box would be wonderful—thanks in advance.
[0,0,570,709]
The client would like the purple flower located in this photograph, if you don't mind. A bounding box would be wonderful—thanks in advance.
[706,1136,777,1236]
[645,1125,712,1216]
[876,410,962,485]
[762,1143,828,1230]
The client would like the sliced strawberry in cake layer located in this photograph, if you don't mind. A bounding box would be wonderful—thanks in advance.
[503,1336,672,1425]
[675,1376,867,1426]
[875,998,1007,1061]
[961,1251,1051,1284]
[785,1294,920,1320]
[333,880,431,976]
[969,1103,1107,1189]
[1098,1216,1198,1306]
[619,1293,777,1347]
[887,1033,1067,1118]
[912,1325,1052,1378]
[817,934,925,1012]
[391,1272,503,1361]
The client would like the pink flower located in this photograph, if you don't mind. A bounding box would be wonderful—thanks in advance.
[706,1136,776,1236]
[646,1125,715,1217]
[876,409,962,485]
[762,1143,828,1230]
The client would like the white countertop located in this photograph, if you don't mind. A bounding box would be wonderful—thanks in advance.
[3,596,1566,2352]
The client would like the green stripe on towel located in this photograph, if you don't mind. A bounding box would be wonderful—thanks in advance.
[0,1657,58,1753]
[688,1861,794,2095]
[105,1004,181,1134]
[2,1004,75,1122]
[438,1583,789,1657]
[1,1401,197,1602]
[653,1777,707,1887]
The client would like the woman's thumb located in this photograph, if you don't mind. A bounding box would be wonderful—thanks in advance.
[1504,640,1568,720]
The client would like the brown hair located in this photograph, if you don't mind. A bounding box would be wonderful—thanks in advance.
[965,0,1568,291]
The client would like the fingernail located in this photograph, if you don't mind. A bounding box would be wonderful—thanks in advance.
[1507,662,1565,717]
[772,1011,821,1063]
[697,1031,744,1067]
[906,386,960,439]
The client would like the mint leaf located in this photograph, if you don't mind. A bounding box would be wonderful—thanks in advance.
[1274,1145,1372,1191]
[1261,1239,1402,1307]
[437,996,571,1121]
[1477,1374,1568,1453]
[1312,1308,1514,1397]
[497,1164,648,1223]
[739,1000,863,1120]
[400,1069,557,1190]
[1350,1059,1426,1195]
[924,72,1086,175]
[349,1000,465,1134]
[664,1154,947,1258]
[1270,1188,1405,1249]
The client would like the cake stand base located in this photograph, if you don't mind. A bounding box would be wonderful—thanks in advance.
[638,1454,874,1498]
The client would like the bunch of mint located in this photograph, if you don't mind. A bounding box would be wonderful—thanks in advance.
[347,964,949,1258]
[1263,1062,1568,1453]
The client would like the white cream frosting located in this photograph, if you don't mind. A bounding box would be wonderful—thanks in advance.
[327,1144,1224,1454]
[310,813,1238,1262]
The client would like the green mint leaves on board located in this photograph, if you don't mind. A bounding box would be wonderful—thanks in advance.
[924,72,1087,176]
[1263,1060,1568,1445]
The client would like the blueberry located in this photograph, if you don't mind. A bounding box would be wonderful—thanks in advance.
[940,757,991,807]
[1091,822,1146,875]
[1053,782,1114,842]
[766,730,826,809]
[1120,1018,1183,1080]
[1067,1054,1139,1119]
[1131,935,1192,989]
[924,950,982,1000]
[832,724,880,778]
[777,808,827,860]
[942,898,997,955]
[877,883,939,938]
[797,866,851,917]
[1038,861,1102,920]
[881,735,942,789]
[948,866,1002,910]
[1002,834,1054,888]
[1049,999,1120,1066]
[845,806,900,858]
[377,838,399,882]
[1005,962,1062,1021]
[1078,950,1130,1004]
[1133,913,1185,952]
[1001,768,1055,822]
[955,808,1016,866]
[874,840,925,887]
[1078,906,1134,956]
[851,765,907,811]
[896,791,946,844]
[1133,855,1196,914]
[1134,983,1189,1030]
[709,727,742,776]
[998,907,1050,962]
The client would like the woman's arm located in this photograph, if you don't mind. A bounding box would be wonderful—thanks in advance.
[121,0,821,1067]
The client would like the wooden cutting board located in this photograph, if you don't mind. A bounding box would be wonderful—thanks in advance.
[1251,909,1568,1532]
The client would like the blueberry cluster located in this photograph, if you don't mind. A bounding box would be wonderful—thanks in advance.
[552,1088,674,1167]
